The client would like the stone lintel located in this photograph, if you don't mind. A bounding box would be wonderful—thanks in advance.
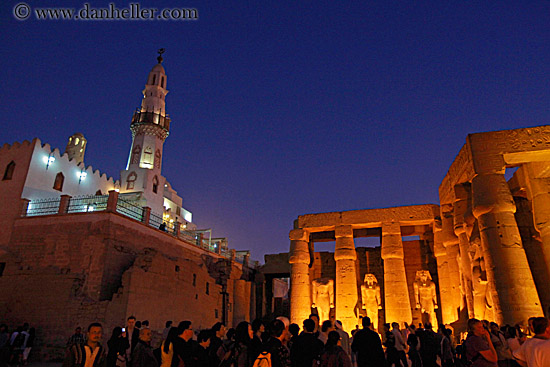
[289,229,309,242]
[297,204,439,230]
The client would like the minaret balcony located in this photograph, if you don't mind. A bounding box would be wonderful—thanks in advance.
[131,110,171,131]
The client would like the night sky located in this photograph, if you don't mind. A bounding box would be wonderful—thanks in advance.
[1,1,549,262]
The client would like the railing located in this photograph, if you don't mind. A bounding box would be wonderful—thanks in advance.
[67,195,108,213]
[116,196,144,222]
[26,198,61,216]
[22,192,252,267]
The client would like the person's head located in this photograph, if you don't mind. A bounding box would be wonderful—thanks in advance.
[309,314,320,329]
[235,322,252,344]
[276,316,290,330]
[164,327,180,353]
[383,323,390,332]
[443,328,452,338]
[410,324,416,332]
[142,320,149,328]
[111,326,123,340]
[226,328,236,341]
[507,326,517,338]
[531,317,550,337]
[270,319,285,340]
[87,323,103,344]
[303,319,315,333]
[425,322,433,330]
[321,320,333,333]
[362,317,371,329]
[334,321,343,331]
[135,321,142,329]
[468,318,485,337]
[127,316,136,329]
[165,321,173,328]
[289,323,300,337]
[178,321,193,341]
[251,319,265,334]
[391,322,399,329]
[489,322,500,334]
[197,330,211,348]
[139,328,152,343]
[212,322,226,338]
[326,331,340,348]
[75,327,82,335]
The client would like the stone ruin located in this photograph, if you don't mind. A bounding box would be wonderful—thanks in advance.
[276,126,550,333]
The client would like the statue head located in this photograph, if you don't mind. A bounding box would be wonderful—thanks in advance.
[363,273,378,287]
[415,270,432,284]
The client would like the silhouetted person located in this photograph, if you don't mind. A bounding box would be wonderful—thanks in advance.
[350,317,385,367]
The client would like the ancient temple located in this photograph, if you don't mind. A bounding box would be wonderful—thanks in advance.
[278,126,550,333]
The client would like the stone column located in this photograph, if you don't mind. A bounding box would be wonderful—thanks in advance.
[289,229,311,326]
[106,190,119,212]
[142,207,151,225]
[381,222,412,325]
[20,198,30,216]
[521,164,550,306]
[441,206,462,321]
[433,219,454,324]
[334,225,358,333]
[454,184,475,318]
[58,195,71,214]
[472,173,543,325]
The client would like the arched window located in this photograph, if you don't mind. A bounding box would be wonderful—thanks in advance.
[161,77,165,88]
[152,74,156,85]
[53,172,64,191]
[2,161,15,180]
[154,150,161,169]
[131,145,141,164]
[126,172,137,190]
[141,146,153,168]
[152,176,159,194]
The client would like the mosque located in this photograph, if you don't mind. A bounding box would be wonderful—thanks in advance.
[0,52,258,359]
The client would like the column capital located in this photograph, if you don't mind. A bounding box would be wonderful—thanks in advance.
[472,173,516,218]
[335,225,353,238]
[289,229,309,242]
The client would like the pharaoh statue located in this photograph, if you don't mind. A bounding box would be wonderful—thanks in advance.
[361,273,382,330]
[414,270,438,325]
[311,278,334,323]
[470,238,494,321]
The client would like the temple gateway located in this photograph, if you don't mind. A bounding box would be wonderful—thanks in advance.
[264,126,550,333]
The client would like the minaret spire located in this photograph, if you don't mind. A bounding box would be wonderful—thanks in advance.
[157,48,165,64]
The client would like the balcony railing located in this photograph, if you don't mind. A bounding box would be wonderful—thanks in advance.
[21,191,249,266]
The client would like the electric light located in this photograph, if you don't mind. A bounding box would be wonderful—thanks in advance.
[43,155,55,169]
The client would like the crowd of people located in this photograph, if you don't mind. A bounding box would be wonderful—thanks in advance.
[2,314,549,367]
[0,323,36,367]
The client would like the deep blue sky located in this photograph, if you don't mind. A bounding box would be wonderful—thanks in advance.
[1,1,549,262]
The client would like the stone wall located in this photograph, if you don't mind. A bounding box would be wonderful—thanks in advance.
[0,210,252,360]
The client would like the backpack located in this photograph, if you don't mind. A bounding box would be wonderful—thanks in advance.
[252,351,271,367]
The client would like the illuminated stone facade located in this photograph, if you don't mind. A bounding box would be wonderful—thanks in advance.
[286,126,550,332]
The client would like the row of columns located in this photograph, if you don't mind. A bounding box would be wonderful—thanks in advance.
[290,171,546,330]
[289,222,414,332]
[436,172,545,326]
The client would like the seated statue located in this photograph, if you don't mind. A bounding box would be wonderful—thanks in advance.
[312,278,334,323]
[361,273,382,331]
[414,270,438,326]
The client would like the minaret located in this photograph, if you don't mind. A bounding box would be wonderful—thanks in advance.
[120,50,170,213]
[126,49,171,172]
[65,133,87,164]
